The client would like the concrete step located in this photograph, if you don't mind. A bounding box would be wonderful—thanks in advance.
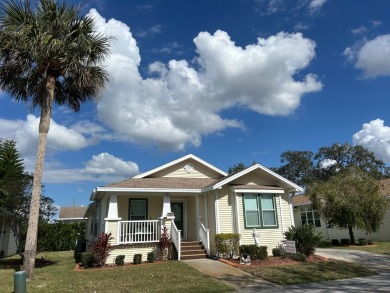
[181,254,208,260]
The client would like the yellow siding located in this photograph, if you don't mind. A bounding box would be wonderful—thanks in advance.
[107,220,118,244]
[237,194,287,254]
[217,187,234,234]
[186,197,196,240]
[152,159,222,179]
[107,244,158,264]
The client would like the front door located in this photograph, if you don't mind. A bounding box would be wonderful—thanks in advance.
[171,202,184,239]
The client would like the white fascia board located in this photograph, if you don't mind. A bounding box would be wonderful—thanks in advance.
[95,187,202,194]
[133,154,227,178]
[233,189,285,194]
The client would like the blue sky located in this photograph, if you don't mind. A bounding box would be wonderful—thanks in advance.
[1,0,390,210]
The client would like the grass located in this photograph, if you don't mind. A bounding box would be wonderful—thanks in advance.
[241,260,376,286]
[0,251,233,293]
[320,241,390,255]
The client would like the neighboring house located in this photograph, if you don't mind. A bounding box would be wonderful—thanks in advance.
[58,206,88,223]
[292,178,390,241]
[85,154,303,263]
[0,209,18,258]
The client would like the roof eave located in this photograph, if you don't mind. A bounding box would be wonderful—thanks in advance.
[95,186,203,194]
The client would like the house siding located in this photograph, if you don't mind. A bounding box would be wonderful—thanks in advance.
[107,244,159,264]
[217,186,234,234]
[294,201,390,241]
[117,195,163,220]
[237,193,288,253]
[152,159,222,179]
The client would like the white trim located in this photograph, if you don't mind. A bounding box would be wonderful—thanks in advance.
[233,189,285,194]
[96,187,203,194]
[214,190,220,234]
[171,200,187,241]
[57,217,86,221]
[235,193,241,246]
[289,193,295,227]
[278,194,285,236]
[208,164,303,192]
[134,154,227,178]
[204,193,209,229]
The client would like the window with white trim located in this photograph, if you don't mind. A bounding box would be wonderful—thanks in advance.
[243,193,278,228]
[129,199,148,220]
[300,206,321,227]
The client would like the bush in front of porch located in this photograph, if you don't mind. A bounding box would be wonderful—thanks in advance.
[215,233,240,259]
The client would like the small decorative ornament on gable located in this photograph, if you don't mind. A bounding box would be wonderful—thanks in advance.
[184,163,194,173]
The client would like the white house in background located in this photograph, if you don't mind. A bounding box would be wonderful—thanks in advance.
[58,206,87,223]
[292,178,390,241]
[0,209,18,258]
[84,154,303,263]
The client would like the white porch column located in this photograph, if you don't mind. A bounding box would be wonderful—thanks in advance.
[104,195,122,244]
[288,192,295,227]
[279,194,285,236]
[204,193,209,228]
[161,193,171,218]
[195,195,200,240]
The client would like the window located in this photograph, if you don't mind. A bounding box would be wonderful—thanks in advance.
[300,206,321,227]
[129,199,148,220]
[90,210,98,236]
[243,194,278,228]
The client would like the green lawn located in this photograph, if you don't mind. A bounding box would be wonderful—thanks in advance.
[241,260,376,286]
[0,251,233,293]
[321,241,390,255]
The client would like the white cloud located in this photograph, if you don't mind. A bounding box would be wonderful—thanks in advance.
[0,115,108,157]
[308,0,326,13]
[351,26,367,36]
[88,9,322,151]
[136,24,163,38]
[42,152,139,184]
[320,158,337,169]
[345,34,390,79]
[352,119,390,163]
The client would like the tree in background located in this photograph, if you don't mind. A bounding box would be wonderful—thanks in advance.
[271,151,314,187]
[0,0,110,278]
[228,162,247,174]
[0,139,57,257]
[306,167,388,244]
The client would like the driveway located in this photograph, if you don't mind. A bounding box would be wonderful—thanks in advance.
[185,249,390,293]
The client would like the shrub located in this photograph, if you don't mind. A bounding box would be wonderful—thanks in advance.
[284,224,322,256]
[331,239,339,246]
[239,245,268,260]
[93,232,114,266]
[215,233,240,259]
[147,251,155,263]
[358,238,368,246]
[74,251,82,263]
[367,239,373,245]
[283,252,307,262]
[115,255,125,266]
[341,238,350,246]
[80,252,97,267]
[158,226,171,260]
[272,247,284,257]
[133,254,142,264]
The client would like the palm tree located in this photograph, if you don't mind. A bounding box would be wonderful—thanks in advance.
[0,0,110,279]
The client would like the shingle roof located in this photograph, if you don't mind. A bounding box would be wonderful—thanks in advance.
[58,206,87,220]
[291,195,311,206]
[106,177,219,189]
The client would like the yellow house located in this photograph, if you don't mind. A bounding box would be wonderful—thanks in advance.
[85,154,303,263]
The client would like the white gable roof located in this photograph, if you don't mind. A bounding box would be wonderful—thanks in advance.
[133,154,228,178]
[207,163,303,193]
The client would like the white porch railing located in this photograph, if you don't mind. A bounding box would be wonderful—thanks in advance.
[118,220,159,244]
[198,221,210,256]
[171,220,181,260]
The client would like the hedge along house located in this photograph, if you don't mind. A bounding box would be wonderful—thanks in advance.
[292,178,390,242]
[85,154,303,263]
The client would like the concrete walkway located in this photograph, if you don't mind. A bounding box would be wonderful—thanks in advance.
[184,249,390,292]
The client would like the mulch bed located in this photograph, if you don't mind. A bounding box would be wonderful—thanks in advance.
[219,254,327,268]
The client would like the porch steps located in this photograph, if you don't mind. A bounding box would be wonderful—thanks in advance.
[180,241,207,260]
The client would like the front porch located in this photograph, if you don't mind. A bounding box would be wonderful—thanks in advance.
[102,194,211,260]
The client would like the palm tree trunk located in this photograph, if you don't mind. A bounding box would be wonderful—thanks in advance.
[23,76,55,280]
